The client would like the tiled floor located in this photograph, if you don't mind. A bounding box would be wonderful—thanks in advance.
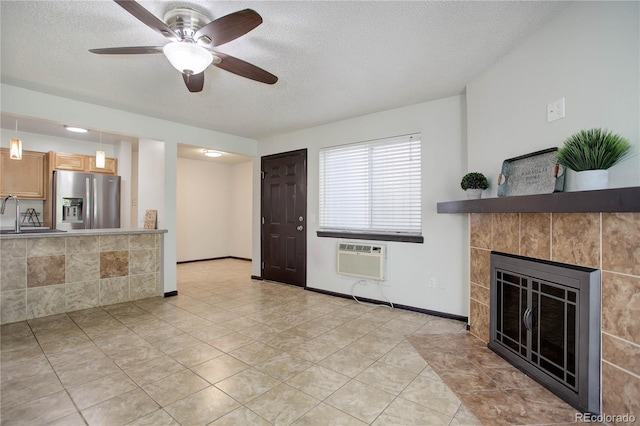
[1,259,579,425]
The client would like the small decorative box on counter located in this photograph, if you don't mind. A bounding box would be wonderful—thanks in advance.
[497,148,565,197]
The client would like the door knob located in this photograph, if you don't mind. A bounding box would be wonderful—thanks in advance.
[297,225,304,231]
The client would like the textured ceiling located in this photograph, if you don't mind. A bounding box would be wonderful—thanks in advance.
[1,1,569,142]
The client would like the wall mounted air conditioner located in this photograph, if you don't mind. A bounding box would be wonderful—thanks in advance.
[337,242,386,281]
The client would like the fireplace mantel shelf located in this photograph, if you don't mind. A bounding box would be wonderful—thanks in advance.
[437,186,640,214]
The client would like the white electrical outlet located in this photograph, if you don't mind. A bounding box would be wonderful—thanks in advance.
[428,277,436,288]
[547,98,565,122]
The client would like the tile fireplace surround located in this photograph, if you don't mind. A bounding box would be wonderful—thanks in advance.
[438,188,639,420]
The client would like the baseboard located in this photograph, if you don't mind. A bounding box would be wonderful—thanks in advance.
[251,275,263,280]
[305,287,468,323]
[164,290,178,297]
[177,256,252,264]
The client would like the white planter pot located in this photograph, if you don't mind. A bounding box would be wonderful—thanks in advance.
[466,188,483,199]
[575,169,609,191]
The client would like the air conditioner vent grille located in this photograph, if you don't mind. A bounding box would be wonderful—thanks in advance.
[337,242,386,280]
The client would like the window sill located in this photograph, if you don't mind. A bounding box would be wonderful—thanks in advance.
[317,230,424,244]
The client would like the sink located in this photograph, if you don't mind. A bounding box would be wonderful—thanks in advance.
[0,229,67,235]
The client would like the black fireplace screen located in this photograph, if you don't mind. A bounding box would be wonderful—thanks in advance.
[489,252,601,414]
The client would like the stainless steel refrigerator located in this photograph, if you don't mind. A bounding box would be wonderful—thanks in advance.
[53,171,121,230]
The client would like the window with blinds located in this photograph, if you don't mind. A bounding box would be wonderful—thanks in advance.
[319,134,422,241]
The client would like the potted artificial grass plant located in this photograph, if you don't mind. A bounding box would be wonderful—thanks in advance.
[556,128,631,191]
[461,172,489,199]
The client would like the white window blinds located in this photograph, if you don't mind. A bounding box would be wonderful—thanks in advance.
[319,133,421,236]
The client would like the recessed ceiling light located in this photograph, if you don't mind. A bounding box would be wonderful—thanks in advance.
[203,150,222,158]
[64,125,88,133]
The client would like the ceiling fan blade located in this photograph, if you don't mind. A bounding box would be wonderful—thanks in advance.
[183,72,205,93]
[89,46,164,55]
[114,0,179,41]
[213,52,277,85]
[195,9,262,47]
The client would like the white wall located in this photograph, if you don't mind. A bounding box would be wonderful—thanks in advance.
[467,2,640,193]
[137,139,165,228]
[230,161,253,259]
[254,95,469,316]
[177,158,253,262]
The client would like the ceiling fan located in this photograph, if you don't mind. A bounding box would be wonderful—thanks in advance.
[90,0,278,92]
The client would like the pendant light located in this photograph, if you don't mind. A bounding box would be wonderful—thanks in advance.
[96,132,106,168]
[9,121,22,160]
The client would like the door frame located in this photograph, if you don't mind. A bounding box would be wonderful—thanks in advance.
[260,148,308,287]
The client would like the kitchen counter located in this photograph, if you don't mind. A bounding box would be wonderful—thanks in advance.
[0,228,166,324]
[0,228,166,239]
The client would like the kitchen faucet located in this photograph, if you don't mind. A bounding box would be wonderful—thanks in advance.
[1,194,20,233]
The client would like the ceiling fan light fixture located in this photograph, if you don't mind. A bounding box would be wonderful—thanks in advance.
[163,41,213,75]
[203,150,222,158]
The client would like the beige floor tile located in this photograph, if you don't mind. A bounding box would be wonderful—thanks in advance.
[247,383,320,425]
[0,389,77,425]
[288,338,341,362]
[0,345,46,366]
[215,368,282,403]
[345,335,396,360]
[325,380,395,424]
[169,341,224,367]
[0,259,582,426]
[67,370,138,409]
[319,348,376,378]
[143,369,210,406]
[373,396,452,425]
[286,365,351,400]
[255,351,314,381]
[124,354,186,386]
[107,343,166,370]
[0,369,64,408]
[191,353,250,384]
[229,341,282,365]
[126,409,180,426]
[45,342,106,370]
[164,386,240,425]
[380,317,425,335]
[208,331,255,352]
[82,388,159,426]
[378,345,428,374]
[266,329,310,351]
[56,355,121,387]
[45,411,88,426]
[211,407,272,425]
[293,403,367,425]
[149,331,202,353]
[400,375,461,418]
[1,354,55,382]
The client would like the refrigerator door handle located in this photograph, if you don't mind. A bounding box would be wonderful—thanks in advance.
[85,177,91,229]
[93,177,98,229]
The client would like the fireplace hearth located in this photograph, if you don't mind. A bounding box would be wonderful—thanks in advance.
[489,252,601,414]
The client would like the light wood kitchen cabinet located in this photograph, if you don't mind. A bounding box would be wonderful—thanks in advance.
[0,148,47,199]
[49,151,86,172]
[49,151,117,175]
[88,156,118,174]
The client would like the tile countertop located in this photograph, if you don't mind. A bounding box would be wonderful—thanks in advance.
[0,228,167,239]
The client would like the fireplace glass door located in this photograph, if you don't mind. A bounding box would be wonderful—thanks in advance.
[489,252,600,414]
[494,271,578,391]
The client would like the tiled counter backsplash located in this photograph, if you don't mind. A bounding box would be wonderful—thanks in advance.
[468,212,639,418]
[0,233,163,324]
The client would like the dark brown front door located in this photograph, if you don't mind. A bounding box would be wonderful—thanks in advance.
[261,149,307,287]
